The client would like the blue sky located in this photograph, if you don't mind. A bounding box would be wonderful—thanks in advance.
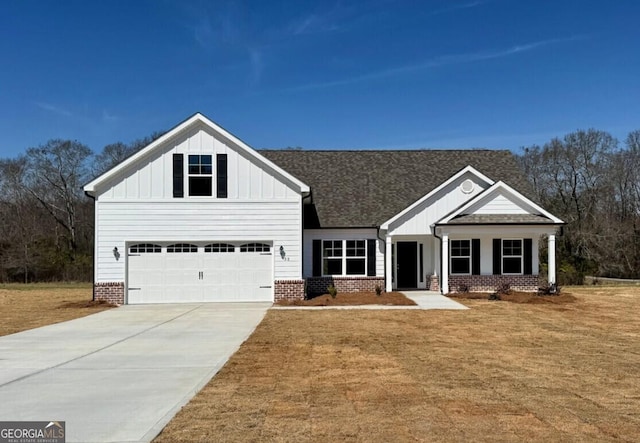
[1,0,638,157]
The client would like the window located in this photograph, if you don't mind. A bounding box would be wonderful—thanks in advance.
[129,243,161,253]
[450,240,471,274]
[205,243,235,253]
[346,240,366,275]
[322,239,368,276]
[167,243,198,253]
[502,239,523,274]
[240,243,270,252]
[323,240,343,275]
[188,155,212,196]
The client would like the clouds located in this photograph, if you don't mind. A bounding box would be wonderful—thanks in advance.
[34,101,73,118]
[284,35,586,92]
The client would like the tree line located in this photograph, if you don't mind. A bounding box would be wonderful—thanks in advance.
[0,128,638,284]
[0,132,163,282]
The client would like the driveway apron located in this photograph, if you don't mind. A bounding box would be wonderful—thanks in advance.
[0,303,269,443]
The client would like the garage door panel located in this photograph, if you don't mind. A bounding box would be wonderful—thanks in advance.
[127,243,273,303]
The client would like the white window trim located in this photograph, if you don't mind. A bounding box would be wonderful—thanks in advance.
[502,238,523,275]
[321,239,368,277]
[187,154,213,197]
[450,239,471,275]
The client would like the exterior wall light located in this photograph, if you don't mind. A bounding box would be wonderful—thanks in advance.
[113,247,120,261]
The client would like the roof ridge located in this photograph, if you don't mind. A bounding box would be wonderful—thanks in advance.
[259,148,509,152]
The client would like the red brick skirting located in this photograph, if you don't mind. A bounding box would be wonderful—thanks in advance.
[94,282,125,305]
[274,279,305,301]
[306,276,385,296]
[428,275,440,291]
[448,275,539,293]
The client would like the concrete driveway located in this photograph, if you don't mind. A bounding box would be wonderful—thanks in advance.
[0,303,269,443]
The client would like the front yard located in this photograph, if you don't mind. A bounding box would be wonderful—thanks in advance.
[156,286,640,442]
[0,283,113,336]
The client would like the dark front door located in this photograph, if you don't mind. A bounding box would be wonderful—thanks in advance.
[396,241,417,288]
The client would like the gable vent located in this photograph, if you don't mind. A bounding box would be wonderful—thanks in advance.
[460,179,474,194]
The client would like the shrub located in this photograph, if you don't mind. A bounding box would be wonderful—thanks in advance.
[375,285,382,296]
[539,282,561,296]
[327,285,338,299]
[457,283,470,293]
[496,283,512,296]
[488,292,501,301]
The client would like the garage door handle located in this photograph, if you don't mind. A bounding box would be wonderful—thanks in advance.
[129,287,141,290]
[128,254,141,257]
[260,285,272,288]
[260,253,272,256]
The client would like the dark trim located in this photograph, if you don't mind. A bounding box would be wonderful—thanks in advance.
[419,243,424,282]
[367,239,376,276]
[471,238,480,275]
[172,154,184,198]
[216,153,228,198]
[493,238,501,275]
[312,239,322,277]
[523,238,533,274]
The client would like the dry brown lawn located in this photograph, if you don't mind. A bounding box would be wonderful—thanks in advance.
[0,283,115,336]
[155,286,640,442]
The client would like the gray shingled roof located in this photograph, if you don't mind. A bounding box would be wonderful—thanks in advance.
[445,214,554,225]
[260,149,534,228]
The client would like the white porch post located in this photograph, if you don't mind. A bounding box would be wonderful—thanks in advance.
[441,233,449,294]
[385,235,393,292]
[548,234,556,284]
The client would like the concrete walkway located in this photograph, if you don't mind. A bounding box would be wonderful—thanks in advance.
[0,303,269,443]
[402,290,469,310]
[271,291,468,310]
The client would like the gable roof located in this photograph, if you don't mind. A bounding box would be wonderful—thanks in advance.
[261,149,536,228]
[84,113,310,196]
[379,165,494,230]
[436,180,564,226]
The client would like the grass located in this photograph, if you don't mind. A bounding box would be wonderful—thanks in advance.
[0,282,115,336]
[275,291,416,306]
[155,286,640,442]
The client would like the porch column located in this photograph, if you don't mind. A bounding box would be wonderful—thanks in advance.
[441,233,449,294]
[385,235,393,292]
[548,234,556,284]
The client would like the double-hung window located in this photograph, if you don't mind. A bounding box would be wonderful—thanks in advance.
[450,240,471,274]
[502,239,523,274]
[345,240,366,275]
[322,240,367,276]
[188,155,212,196]
[322,240,343,275]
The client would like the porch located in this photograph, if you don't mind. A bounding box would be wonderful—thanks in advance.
[384,230,557,294]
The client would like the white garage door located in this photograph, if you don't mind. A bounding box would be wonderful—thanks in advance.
[127,242,273,303]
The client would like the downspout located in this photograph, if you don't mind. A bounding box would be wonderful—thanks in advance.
[377,226,387,290]
[84,190,96,302]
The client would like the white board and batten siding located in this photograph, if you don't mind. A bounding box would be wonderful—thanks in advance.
[92,126,305,301]
[388,172,490,236]
[302,229,384,278]
[96,125,300,201]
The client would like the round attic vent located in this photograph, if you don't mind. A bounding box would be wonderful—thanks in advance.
[460,179,474,194]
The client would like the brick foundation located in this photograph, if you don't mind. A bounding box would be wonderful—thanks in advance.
[428,274,440,291]
[448,275,540,293]
[274,279,306,302]
[306,276,385,296]
[94,282,125,305]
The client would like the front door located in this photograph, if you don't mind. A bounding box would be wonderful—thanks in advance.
[396,241,417,288]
